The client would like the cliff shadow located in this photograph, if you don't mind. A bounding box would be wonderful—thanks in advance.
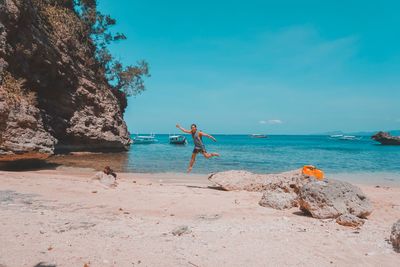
[0,160,60,171]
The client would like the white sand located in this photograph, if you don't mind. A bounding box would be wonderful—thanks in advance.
[0,169,399,267]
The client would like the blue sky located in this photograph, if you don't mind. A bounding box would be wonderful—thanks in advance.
[98,0,400,134]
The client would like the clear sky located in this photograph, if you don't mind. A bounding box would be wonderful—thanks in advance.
[98,0,400,134]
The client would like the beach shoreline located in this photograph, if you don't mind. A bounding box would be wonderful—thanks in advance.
[0,168,399,266]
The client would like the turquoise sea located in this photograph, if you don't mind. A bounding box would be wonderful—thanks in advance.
[125,134,400,181]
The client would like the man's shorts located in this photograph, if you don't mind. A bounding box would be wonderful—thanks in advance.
[193,147,206,154]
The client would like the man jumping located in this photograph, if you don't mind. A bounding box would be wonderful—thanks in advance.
[176,123,220,173]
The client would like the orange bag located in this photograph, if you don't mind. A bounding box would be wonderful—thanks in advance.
[302,165,324,180]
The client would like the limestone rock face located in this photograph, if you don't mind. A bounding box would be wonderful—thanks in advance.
[0,89,56,160]
[390,219,400,252]
[259,188,298,210]
[299,179,372,219]
[0,0,130,161]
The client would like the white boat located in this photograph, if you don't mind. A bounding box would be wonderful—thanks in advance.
[330,134,361,141]
[132,134,158,144]
[340,135,361,141]
[329,134,344,138]
[169,134,187,145]
[250,134,267,138]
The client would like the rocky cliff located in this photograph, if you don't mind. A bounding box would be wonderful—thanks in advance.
[0,0,131,161]
[371,131,400,145]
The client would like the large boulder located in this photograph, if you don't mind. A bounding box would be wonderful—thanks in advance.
[390,220,400,252]
[208,169,311,193]
[209,169,314,210]
[259,188,298,210]
[299,179,372,219]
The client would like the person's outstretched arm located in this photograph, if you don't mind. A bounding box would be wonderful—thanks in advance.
[176,124,191,134]
[200,131,217,142]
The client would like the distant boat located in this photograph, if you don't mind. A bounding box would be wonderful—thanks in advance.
[340,135,361,141]
[132,134,158,144]
[169,134,187,145]
[329,134,344,139]
[250,134,267,138]
[330,134,361,141]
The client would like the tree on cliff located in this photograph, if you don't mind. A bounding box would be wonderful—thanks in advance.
[73,0,150,111]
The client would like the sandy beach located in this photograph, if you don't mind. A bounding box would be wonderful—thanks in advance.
[0,169,399,267]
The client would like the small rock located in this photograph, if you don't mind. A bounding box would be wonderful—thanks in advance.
[171,225,191,236]
[336,214,365,227]
[95,172,117,188]
[390,219,400,252]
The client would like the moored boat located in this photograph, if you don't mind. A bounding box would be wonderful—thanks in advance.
[169,135,187,145]
[250,134,267,138]
[330,134,361,141]
[329,134,344,139]
[132,134,158,144]
[340,135,361,141]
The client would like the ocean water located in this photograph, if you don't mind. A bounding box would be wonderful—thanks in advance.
[125,135,400,178]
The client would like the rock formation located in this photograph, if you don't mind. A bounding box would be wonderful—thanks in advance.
[390,219,400,252]
[0,0,130,161]
[209,169,312,209]
[210,169,373,227]
[208,169,311,193]
[299,179,372,219]
[371,131,400,145]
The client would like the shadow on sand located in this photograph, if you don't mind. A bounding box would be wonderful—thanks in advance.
[185,185,228,191]
[33,262,57,267]
[0,160,60,172]
[292,210,312,217]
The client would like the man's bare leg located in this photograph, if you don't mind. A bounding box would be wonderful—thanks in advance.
[187,153,197,173]
[202,152,220,159]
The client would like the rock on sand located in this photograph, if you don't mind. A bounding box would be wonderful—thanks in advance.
[336,214,365,227]
[208,169,311,193]
[299,179,372,219]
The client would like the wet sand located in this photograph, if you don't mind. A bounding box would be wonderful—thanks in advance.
[0,169,399,266]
